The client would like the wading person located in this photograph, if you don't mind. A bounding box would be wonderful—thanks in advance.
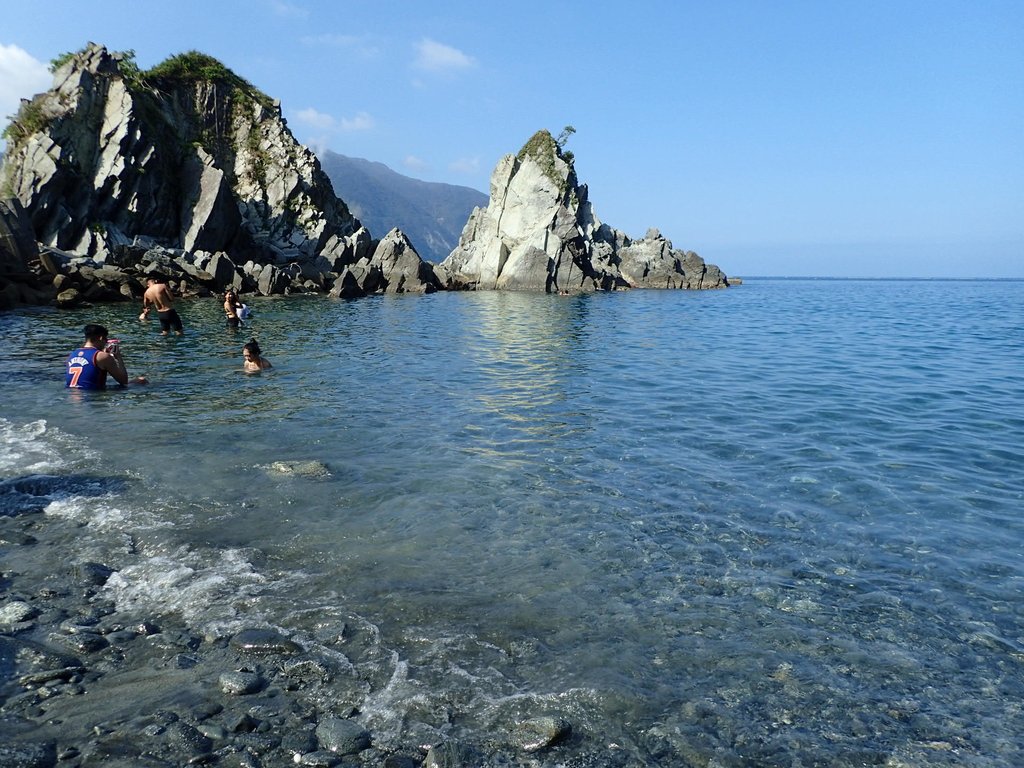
[140,276,184,335]
[224,290,245,329]
[65,324,148,389]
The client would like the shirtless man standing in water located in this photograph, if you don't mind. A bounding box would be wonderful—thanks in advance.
[140,277,184,335]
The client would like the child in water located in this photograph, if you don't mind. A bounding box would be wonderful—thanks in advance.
[242,339,272,373]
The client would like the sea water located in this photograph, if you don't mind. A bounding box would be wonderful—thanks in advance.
[1,278,1022,765]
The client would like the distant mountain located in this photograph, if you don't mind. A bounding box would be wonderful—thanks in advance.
[318,151,487,264]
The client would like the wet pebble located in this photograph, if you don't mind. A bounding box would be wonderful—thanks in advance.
[73,561,114,585]
[511,715,572,752]
[297,751,343,767]
[0,600,36,624]
[230,627,302,656]
[424,740,478,768]
[166,721,214,755]
[315,717,371,755]
[220,669,265,695]
[50,630,108,654]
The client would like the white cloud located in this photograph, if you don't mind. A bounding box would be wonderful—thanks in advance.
[0,44,51,122]
[449,156,480,175]
[295,107,336,131]
[306,136,329,157]
[413,38,475,73]
[340,111,374,131]
[269,0,309,19]
[403,155,429,172]
[300,33,380,58]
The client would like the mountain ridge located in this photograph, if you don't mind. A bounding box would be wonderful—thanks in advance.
[317,151,487,264]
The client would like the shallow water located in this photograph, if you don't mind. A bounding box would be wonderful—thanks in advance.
[2,279,1023,765]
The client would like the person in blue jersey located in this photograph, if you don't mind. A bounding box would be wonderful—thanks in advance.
[65,324,148,389]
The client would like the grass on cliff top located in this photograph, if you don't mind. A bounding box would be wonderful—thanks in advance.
[516,128,576,194]
[146,51,276,109]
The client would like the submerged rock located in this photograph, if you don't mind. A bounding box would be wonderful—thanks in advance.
[511,715,572,752]
[264,460,332,479]
[229,628,302,655]
[314,717,371,754]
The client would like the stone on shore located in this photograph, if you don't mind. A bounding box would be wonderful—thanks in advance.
[314,716,371,754]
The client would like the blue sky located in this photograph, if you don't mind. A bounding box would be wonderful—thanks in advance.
[1,0,1021,277]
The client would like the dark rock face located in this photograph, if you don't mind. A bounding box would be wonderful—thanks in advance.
[0,198,50,309]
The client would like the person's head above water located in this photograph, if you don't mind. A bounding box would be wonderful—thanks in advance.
[82,324,109,345]
[243,338,262,359]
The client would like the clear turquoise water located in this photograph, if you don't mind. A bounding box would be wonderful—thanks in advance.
[2,279,1023,765]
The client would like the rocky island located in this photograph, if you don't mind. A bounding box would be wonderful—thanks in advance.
[0,43,731,310]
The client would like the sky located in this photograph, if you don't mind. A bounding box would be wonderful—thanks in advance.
[1,0,1021,278]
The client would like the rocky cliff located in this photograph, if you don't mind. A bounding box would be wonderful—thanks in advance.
[0,47,731,309]
[2,43,369,262]
[439,130,730,292]
[0,44,445,307]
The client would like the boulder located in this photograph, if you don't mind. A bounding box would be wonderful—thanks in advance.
[366,228,442,294]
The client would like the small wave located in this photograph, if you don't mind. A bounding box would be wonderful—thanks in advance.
[105,546,267,634]
[0,418,93,476]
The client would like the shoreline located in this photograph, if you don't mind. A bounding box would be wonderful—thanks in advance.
[0,486,578,767]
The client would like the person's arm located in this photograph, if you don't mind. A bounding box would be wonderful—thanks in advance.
[95,349,129,387]
[225,299,239,318]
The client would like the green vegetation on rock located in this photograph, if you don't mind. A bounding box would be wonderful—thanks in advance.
[146,51,275,110]
[1,96,52,150]
[516,128,576,195]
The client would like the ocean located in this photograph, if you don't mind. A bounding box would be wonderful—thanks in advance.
[1,278,1022,766]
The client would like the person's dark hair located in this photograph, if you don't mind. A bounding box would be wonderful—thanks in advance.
[243,338,261,356]
[83,324,108,341]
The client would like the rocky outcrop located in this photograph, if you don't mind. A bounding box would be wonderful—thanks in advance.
[1,47,733,308]
[0,43,373,304]
[329,228,441,298]
[439,130,730,292]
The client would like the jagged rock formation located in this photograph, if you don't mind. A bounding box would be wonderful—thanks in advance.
[0,43,447,305]
[1,43,365,266]
[0,46,731,308]
[439,130,730,292]
[329,228,441,298]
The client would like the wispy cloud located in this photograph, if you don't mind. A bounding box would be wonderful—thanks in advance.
[295,107,336,131]
[413,38,475,73]
[295,108,373,133]
[449,156,480,175]
[269,0,309,19]
[403,155,429,172]
[300,33,380,58]
[0,44,50,124]
[340,111,374,131]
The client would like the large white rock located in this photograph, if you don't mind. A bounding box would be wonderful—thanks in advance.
[440,130,730,293]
